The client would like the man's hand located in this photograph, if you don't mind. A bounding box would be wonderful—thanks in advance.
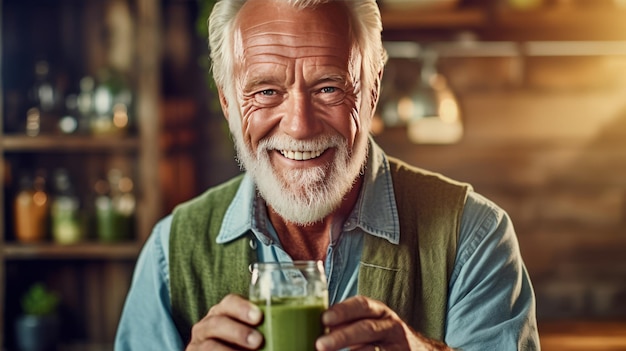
[186,294,264,351]
[315,296,453,351]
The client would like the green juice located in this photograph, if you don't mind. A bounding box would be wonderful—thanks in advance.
[256,299,326,351]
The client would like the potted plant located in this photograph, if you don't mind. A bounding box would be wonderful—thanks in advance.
[15,283,61,351]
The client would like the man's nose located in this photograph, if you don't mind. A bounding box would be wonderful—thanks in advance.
[280,92,323,139]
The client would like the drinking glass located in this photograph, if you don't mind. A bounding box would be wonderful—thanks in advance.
[249,260,328,351]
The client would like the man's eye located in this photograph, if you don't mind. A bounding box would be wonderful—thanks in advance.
[315,86,345,105]
[253,89,282,106]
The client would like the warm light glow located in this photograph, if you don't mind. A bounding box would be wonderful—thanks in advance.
[370,114,385,135]
[119,177,134,193]
[26,108,41,136]
[33,191,48,207]
[407,117,463,144]
[94,87,113,115]
[397,96,414,121]
[430,74,446,90]
[113,103,129,129]
[439,97,460,123]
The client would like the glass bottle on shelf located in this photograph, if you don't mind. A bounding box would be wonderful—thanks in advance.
[114,174,136,240]
[14,170,49,243]
[77,76,96,134]
[101,169,135,242]
[58,94,80,135]
[91,76,114,135]
[50,169,82,245]
[94,178,116,242]
[90,69,132,136]
[25,61,59,136]
[25,107,42,137]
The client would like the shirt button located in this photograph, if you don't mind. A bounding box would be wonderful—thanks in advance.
[249,239,257,250]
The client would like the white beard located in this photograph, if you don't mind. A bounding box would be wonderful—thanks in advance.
[232,131,368,225]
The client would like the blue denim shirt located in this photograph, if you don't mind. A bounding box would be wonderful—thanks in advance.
[115,142,539,350]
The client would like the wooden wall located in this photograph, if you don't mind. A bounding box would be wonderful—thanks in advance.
[374,55,626,320]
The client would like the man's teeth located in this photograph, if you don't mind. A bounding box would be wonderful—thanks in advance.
[280,149,323,161]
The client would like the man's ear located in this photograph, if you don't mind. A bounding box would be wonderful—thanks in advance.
[217,87,229,120]
[371,69,383,110]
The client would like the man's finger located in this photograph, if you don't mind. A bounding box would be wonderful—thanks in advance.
[206,293,263,325]
[322,296,389,327]
[316,317,395,351]
[190,314,263,349]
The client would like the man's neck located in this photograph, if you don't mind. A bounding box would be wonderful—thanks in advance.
[268,176,363,261]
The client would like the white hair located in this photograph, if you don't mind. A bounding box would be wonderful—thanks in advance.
[207,0,387,120]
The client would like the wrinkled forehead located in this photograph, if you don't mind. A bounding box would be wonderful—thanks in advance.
[233,0,353,58]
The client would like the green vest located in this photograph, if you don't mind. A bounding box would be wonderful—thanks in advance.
[169,157,471,344]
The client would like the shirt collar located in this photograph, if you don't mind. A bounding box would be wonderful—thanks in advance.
[216,174,257,244]
[348,139,400,244]
[216,137,400,245]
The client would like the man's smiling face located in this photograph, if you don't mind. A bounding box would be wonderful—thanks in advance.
[225,0,369,225]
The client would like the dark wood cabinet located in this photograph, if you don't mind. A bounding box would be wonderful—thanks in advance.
[1,0,161,348]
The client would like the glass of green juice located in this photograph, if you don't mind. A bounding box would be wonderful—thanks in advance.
[250,261,328,351]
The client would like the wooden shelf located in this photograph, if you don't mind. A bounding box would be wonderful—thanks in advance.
[58,342,114,351]
[2,242,141,260]
[59,342,114,351]
[494,7,626,28]
[490,8,626,40]
[1,135,139,152]
[381,7,486,30]
[381,6,626,40]
[540,320,626,351]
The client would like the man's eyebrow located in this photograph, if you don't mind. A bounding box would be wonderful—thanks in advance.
[242,76,281,91]
[314,74,349,86]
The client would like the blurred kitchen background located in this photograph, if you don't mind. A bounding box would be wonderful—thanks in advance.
[1,0,626,350]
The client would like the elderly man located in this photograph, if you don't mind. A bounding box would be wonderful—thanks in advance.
[116,0,539,350]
